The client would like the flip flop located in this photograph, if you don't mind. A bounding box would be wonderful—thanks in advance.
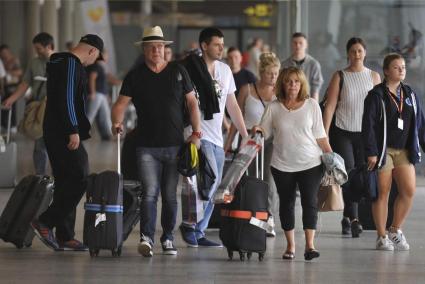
[304,249,320,261]
[282,251,295,260]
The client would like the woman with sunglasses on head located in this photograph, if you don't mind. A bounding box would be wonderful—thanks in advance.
[253,67,332,261]
[322,37,381,238]
[362,53,425,251]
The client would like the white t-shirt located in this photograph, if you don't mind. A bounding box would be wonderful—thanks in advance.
[201,60,236,147]
[260,98,326,172]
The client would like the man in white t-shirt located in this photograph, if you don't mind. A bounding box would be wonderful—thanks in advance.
[180,27,249,247]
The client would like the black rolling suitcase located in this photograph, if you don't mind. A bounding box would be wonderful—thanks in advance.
[358,182,397,230]
[83,134,124,257]
[219,136,269,261]
[122,180,142,242]
[0,175,54,248]
[121,128,138,180]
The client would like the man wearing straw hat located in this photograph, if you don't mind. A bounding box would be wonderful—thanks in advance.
[111,26,201,257]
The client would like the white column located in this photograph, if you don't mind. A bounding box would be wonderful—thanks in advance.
[59,0,75,51]
[42,0,59,47]
[27,0,41,58]
[140,0,152,28]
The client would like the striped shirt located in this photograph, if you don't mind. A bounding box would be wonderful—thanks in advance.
[335,68,374,132]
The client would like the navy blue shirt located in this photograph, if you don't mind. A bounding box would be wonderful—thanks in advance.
[385,86,414,149]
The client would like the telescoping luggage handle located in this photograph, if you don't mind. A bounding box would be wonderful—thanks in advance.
[254,131,264,181]
[117,132,121,175]
[0,98,13,144]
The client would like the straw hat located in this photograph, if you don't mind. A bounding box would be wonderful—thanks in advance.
[134,26,173,45]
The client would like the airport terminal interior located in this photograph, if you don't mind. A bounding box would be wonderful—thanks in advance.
[1,0,425,283]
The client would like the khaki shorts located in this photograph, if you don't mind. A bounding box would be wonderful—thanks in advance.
[379,148,411,171]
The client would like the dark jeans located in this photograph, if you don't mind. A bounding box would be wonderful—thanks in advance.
[136,146,180,243]
[330,126,365,220]
[271,165,323,231]
[39,135,89,241]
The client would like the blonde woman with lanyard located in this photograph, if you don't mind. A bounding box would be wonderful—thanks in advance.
[224,52,280,237]
[362,53,425,251]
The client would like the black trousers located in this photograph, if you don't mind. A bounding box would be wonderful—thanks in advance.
[39,134,88,241]
[271,165,323,231]
[330,126,365,220]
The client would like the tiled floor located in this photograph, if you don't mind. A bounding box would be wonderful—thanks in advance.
[1,133,425,283]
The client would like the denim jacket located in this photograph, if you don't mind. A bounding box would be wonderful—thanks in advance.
[362,82,425,169]
[321,152,348,185]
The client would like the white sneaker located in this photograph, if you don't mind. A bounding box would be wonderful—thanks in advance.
[138,235,153,257]
[376,235,394,251]
[389,229,410,251]
[266,216,276,237]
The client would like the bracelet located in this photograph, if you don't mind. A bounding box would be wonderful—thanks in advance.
[191,131,202,139]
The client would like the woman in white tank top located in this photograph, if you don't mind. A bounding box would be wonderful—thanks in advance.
[322,37,381,238]
[224,52,279,236]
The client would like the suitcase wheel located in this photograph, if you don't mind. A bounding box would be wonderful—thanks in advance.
[258,252,265,261]
[89,248,100,258]
[111,246,122,257]
[24,242,32,248]
[246,252,252,260]
[227,249,233,260]
[15,244,24,249]
[239,252,245,261]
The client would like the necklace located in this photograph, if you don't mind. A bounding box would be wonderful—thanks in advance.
[283,99,301,112]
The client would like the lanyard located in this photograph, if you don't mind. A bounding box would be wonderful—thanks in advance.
[387,86,403,117]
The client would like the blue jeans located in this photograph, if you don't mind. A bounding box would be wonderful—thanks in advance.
[136,146,180,243]
[186,140,225,239]
[34,137,48,175]
[87,93,112,140]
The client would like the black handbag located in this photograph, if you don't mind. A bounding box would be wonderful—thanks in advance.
[196,149,216,201]
[347,165,378,202]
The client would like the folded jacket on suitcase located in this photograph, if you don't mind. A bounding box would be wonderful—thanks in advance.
[214,134,263,204]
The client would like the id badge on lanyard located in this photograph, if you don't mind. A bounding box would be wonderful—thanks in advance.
[388,86,404,130]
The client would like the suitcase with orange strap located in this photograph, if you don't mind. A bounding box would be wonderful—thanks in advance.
[219,134,269,261]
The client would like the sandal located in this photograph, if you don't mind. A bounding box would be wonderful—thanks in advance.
[304,249,320,261]
[282,251,295,260]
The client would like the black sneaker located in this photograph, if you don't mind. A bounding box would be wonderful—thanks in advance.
[161,239,177,255]
[31,219,59,250]
[341,217,350,235]
[351,220,362,238]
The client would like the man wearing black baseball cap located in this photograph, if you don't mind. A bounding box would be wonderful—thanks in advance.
[31,33,105,251]
[79,34,104,60]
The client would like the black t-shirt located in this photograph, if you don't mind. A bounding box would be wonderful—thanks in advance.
[120,62,193,147]
[385,87,414,149]
[86,62,107,94]
[233,68,256,97]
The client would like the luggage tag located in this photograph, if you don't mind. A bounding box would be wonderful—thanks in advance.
[95,213,107,227]
[249,217,270,232]
[398,118,404,130]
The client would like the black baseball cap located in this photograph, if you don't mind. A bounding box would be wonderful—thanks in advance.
[79,34,104,60]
